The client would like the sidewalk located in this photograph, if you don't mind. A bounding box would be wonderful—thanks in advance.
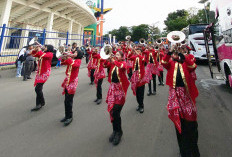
[0,62,88,80]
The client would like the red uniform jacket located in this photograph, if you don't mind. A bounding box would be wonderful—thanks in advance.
[187,54,196,63]
[87,50,97,69]
[92,53,105,73]
[128,54,146,80]
[104,60,130,95]
[156,50,164,62]
[144,49,158,65]
[162,54,199,104]
[32,50,53,86]
[61,58,81,95]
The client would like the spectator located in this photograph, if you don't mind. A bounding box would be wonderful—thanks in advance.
[56,46,65,69]
[23,45,34,81]
[16,46,27,77]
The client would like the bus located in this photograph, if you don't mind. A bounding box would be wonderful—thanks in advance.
[182,24,215,61]
[206,0,232,87]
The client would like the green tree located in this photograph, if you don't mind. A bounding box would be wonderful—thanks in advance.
[164,9,189,31]
[131,24,150,41]
[106,26,131,41]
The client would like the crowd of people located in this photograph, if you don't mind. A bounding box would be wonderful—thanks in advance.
[17,39,200,157]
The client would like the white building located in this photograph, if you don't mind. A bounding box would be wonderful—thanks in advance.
[0,0,97,47]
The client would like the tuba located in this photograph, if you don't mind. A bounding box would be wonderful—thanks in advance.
[125,35,131,41]
[100,44,113,59]
[139,38,146,45]
[167,31,186,44]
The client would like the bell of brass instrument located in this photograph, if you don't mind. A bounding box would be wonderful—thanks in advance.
[100,44,113,59]
[125,35,131,41]
[155,46,159,51]
[139,38,146,45]
[181,40,186,46]
[156,39,162,45]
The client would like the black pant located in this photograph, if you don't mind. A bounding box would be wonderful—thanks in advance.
[158,71,164,84]
[85,54,89,64]
[112,104,123,132]
[148,74,156,93]
[176,119,200,157]
[64,89,74,119]
[97,79,103,99]
[90,69,95,83]
[107,68,110,76]
[24,60,34,79]
[128,68,132,80]
[35,83,45,106]
[136,85,145,108]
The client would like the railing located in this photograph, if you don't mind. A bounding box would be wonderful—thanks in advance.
[0,24,109,67]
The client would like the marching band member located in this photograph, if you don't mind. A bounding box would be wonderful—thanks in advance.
[128,48,148,113]
[162,45,200,157]
[30,45,54,111]
[92,50,106,105]
[144,46,159,96]
[157,47,165,86]
[125,46,133,80]
[104,51,130,146]
[60,50,83,126]
[184,46,197,81]
[87,47,97,85]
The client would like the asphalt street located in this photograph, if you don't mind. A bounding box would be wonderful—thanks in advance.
[0,63,231,157]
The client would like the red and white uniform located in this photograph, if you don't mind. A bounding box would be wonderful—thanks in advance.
[162,53,199,133]
[32,50,53,86]
[144,49,160,80]
[187,54,197,81]
[61,58,81,95]
[87,49,97,77]
[156,50,165,73]
[125,48,133,74]
[92,53,106,85]
[128,53,148,95]
[104,60,130,122]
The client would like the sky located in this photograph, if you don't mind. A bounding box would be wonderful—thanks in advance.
[97,0,206,34]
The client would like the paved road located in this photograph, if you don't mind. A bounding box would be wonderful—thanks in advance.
[0,64,231,157]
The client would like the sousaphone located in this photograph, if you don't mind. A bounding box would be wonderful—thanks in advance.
[167,31,186,44]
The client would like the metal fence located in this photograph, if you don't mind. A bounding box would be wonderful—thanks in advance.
[0,24,108,67]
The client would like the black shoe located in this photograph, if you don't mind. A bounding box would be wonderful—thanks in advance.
[136,106,140,111]
[147,92,152,96]
[60,117,67,122]
[31,105,42,112]
[109,131,116,143]
[89,82,94,85]
[94,99,98,102]
[161,83,164,86]
[27,77,32,79]
[96,99,102,105]
[158,83,162,86]
[64,118,73,126]
[151,92,156,95]
[139,107,144,113]
[112,131,123,146]
[23,78,27,81]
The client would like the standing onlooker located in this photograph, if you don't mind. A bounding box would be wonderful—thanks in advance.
[56,46,65,69]
[16,46,27,77]
[23,45,34,81]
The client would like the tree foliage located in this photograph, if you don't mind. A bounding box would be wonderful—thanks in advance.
[164,3,213,32]
[106,24,160,42]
